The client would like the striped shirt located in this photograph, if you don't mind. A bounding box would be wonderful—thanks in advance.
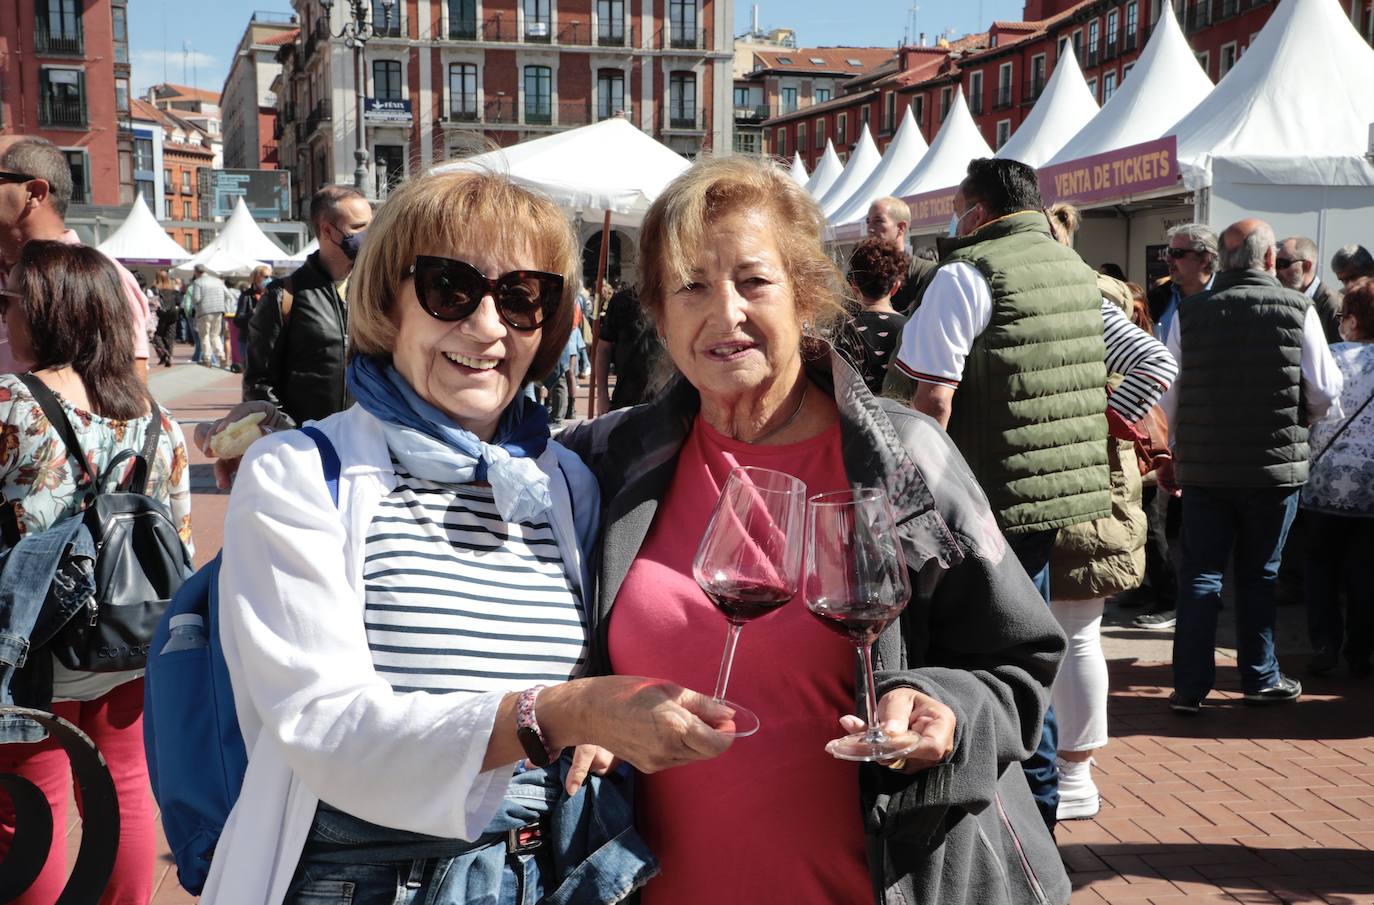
[1101,299,1178,423]
[361,464,588,695]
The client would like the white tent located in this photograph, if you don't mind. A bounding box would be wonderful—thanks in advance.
[434,117,689,227]
[996,49,1098,169]
[175,198,294,275]
[788,152,809,186]
[891,91,994,199]
[1172,0,1374,191]
[804,140,845,199]
[818,127,883,218]
[95,194,191,266]
[827,107,930,233]
[1048,3,1211,165]
[290,238,319,262]
[173,247,270,279]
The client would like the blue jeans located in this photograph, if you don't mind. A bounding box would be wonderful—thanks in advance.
[1006,528,1059,832]
[1172,486,1299,700]
[285,852,543,905]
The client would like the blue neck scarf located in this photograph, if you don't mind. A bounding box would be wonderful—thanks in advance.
[346,355,553,523]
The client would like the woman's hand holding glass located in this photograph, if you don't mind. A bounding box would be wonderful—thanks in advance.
[837,688,957,774]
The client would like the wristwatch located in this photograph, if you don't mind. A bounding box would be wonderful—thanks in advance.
[515,685,556,767]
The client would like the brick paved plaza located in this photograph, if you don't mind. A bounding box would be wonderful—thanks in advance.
[118,356,1374,905]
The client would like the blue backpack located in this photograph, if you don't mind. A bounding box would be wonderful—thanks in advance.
[143,426,339,894]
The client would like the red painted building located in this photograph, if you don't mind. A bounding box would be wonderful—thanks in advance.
[764,0,1373,167]
[0,0,132,207]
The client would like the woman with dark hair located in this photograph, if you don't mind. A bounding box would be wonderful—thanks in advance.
[842,238,910,394]
[1302,278,1374,677]
[0,240,192,904]
[153,269,181,367]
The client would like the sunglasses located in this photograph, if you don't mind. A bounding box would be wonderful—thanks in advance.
[1275,257,1306,270]
[408,255,562,332]
[1162,248,1198,260]
[0,171,35,185]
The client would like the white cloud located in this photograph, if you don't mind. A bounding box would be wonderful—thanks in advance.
[130,48,225,100]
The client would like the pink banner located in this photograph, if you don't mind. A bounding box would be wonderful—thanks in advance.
[1038,136,1179,206]
[903,186,962,230]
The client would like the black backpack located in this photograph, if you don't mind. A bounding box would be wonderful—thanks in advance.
[11,374,193,672]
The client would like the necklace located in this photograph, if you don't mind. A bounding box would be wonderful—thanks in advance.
[739,382,808,445]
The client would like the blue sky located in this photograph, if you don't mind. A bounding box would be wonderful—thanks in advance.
[129,1,1028,100]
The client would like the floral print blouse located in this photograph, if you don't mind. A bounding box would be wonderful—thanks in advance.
[1303,343,1374,517]
[0,374,193,551]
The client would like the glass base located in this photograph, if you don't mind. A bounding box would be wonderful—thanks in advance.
[714,698,760,738]
[825,729,922,762]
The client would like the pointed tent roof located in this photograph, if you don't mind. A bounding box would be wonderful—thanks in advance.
[828,106,930,228]
[172,246,269,279]
[95,194,191,266]
[818,126,883,218]
[1048,3,1211,165]
[788,152,809,186]
[173,198,291,275]
[1171,0,1374,189]
[996,47,1098,169]
[434,117,689,226]
[804,141,845,199]
[891,91,994,198]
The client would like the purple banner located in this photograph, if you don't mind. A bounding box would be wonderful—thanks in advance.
[1038,136,1179,206]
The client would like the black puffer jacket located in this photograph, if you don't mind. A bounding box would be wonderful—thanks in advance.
[243,252,352,427]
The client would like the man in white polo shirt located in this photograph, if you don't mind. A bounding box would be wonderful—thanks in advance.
[0,136,149,379]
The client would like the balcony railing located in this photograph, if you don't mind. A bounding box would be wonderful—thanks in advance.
[446,99,634,129]
[657,28,706,50]
[261,145,280,165]
[449,17,478,39]
[443,15,637,46]
[969,94,984,115]
[661,108,706,131]
[995,85,1013,108]
[525,16,553,42]
[1025,76,1046,101]
[35,19,83,55]
[1124,31,1138,51]
[306,99,332,136]
[304,18,329,62]
[1085,48,1099,67]
[596,23,628,46]
[39,96,86,128]
[1103,40,1119,60]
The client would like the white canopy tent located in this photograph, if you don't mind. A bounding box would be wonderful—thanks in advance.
[433,117,689,227]
[817,126,882,218]
[788,152,809,186]
[1172,0,1374,260]
[804,141,845,200]
[891,91,994,201]
[95,194,191,266]
[1047,3,1211,165]
[290,238,319,263]
[996,49,1097,169]
[174,198,294,276]
[826,107,931,237]
[172,247,270,279]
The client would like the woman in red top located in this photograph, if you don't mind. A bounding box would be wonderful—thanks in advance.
[561,157,1070,905]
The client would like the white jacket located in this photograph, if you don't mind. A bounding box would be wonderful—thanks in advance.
[202,404,595,904]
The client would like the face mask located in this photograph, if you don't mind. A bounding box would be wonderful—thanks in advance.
[948,204,978,238]
[335,229,366,262]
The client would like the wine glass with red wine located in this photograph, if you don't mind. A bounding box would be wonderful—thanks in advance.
[805,487,919,761]
[692,466,807,738]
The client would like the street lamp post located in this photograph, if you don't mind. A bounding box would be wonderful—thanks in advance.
[319,0,395,196]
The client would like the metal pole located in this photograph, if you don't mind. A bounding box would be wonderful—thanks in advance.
[354,43,369,193]
[586,210,613,418]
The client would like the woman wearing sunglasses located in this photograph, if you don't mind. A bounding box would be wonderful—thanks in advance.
[204,169,732,905]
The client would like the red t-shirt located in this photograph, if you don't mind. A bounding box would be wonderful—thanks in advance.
[610,416,871,905]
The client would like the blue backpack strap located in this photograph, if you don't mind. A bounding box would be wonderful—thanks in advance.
[299,426,341,507]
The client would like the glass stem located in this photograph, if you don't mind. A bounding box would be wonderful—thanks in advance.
[858,642,886,744]
[713,622,745,703]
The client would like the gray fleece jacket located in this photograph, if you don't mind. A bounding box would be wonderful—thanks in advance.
[559,349,1070,905]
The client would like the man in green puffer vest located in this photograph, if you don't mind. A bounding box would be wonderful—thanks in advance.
[1156,218,1344,715]
[890,158,1110,835]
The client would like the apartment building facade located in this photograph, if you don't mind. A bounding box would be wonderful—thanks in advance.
[275,0,733,207]
[222,14,301,171]
[764,0,1373,167]
[0,0,132,208]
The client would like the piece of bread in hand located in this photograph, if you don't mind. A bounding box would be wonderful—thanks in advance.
[209,412,269,458]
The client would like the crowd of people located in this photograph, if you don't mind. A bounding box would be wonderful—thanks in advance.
[0,128,1368,905]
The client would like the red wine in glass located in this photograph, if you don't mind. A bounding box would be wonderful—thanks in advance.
[692,466,807,738]
[804,487,919,762]
[701,578,794,625]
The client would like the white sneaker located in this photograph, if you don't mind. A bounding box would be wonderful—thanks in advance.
[1056,757,1100,821]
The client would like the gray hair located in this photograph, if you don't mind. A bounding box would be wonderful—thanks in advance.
[1165,223,1218,272]
[1220,221,1276,272]
[1331,243,1374,279]
[0,137,74,218]
[1280,235,1318,263]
